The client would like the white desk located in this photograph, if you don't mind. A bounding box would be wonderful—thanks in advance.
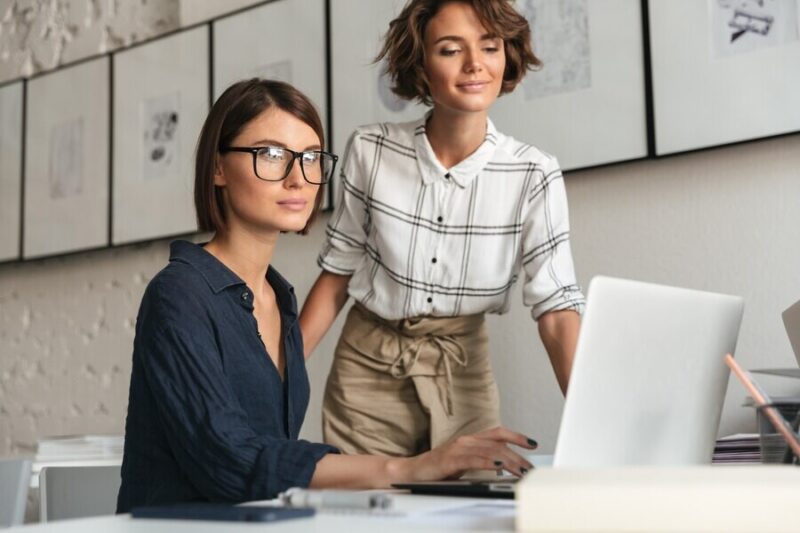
[5,494,516,532]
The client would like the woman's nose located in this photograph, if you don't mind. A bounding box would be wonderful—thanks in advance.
[283,157,305,188]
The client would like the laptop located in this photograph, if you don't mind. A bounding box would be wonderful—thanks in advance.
[393,276,744,498]
[752,299,800,378]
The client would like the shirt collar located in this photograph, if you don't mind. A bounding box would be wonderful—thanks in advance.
[412,110,499,187]
[169,240,297,317]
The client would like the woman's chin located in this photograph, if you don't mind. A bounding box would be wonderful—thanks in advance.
[274,218,309,234]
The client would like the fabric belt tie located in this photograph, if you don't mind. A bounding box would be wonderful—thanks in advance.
[388,333,468,416]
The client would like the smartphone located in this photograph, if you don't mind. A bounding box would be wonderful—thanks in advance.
[131,503,315,522]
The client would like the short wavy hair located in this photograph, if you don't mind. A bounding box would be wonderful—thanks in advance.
[376,0,541,106]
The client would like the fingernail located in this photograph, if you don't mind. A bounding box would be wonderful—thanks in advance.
[520,467,529,475]
[527,438,538,448]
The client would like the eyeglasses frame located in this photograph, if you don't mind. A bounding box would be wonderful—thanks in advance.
[220,145,338,185]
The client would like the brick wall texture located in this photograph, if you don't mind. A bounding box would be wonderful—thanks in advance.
[0,0,181,456]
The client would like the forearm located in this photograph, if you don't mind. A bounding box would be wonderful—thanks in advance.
[299,271,351,359]
[309,454,411,490]
[537,309,581,395]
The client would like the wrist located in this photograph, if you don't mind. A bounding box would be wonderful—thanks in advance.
[385,456,414,485]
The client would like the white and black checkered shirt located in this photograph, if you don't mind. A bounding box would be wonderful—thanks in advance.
[319,114,585,321]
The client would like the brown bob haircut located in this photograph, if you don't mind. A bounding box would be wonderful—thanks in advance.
[194,78,326,235]
[377,0,541,106]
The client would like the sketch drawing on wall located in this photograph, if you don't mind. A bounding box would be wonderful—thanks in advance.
[49,118,84,199]
[517,0,592,100]
[253,60,293,84]
[142,93,180,181]
[712,0,799,56]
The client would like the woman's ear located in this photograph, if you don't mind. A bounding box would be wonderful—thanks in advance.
[213,155,226,187]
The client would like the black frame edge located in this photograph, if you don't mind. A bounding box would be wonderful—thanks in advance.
[641,0,656,158]
[19,80,27,260]
[108,55,114,246]
[324,0,334,211]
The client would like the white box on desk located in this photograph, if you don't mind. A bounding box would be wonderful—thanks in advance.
[516,466,800,532]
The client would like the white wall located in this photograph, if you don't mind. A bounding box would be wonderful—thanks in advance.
[179,0,264,26]
[1,0,799,461]
[0,0,179,84]
[489,133,800,452]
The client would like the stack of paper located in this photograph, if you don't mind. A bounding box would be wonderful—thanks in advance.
[712,433,761,464]
[29,435,124,489]
[36,435,124,462]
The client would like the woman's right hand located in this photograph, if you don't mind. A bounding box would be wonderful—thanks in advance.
[399,426,536,482]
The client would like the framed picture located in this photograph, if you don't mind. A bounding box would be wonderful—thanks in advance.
[331,0,648,172]
[112,26,209,245]
[212,0,330,206]
[491,0,648,170]
[0,81,23,262]
[330,0,427,156]
[649,0,800,155]
[24,57,110,259]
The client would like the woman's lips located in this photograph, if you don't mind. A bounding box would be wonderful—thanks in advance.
[457,80,489,92]
[277,199,308,211]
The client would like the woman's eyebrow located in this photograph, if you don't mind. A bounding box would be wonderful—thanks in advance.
[433,35,464,44]
[250,139,322,152]
[433,33,498,44]
[250,138,286,147]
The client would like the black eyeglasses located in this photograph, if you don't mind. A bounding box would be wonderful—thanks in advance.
[221,146,338,185]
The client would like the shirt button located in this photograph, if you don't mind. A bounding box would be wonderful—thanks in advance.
[431,257,437,264]
[427,297,433,303]
[241,291,249,301]
[444,173,451,180]
[437,216,443,223]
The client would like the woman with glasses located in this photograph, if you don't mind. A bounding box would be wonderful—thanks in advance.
[300,0,585,458]
[116,78,534,512]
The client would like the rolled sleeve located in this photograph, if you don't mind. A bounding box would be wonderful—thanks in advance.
[318,131,369,275]
[520,156,586,320]
[139,292,336,502]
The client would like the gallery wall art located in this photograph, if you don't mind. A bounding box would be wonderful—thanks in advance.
[112,26,209,245]
[1,0,798,263]
[24,57,110,259]
[649,0,800,155]
[0,81,23,262]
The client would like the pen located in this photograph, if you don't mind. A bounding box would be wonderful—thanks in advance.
[279,488,394,511]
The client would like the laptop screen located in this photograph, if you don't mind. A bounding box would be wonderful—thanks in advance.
[783,299,800,367]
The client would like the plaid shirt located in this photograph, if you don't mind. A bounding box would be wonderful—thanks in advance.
[319,114,585,320]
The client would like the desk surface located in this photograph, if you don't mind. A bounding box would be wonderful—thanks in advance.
[6,494,516,532]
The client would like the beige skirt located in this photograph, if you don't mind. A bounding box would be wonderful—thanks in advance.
[322,303,501,456]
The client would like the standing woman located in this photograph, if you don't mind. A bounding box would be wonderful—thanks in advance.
[117,78,534,512]
[300,0,585,457]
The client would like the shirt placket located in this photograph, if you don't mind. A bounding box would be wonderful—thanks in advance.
[424,172,455,314]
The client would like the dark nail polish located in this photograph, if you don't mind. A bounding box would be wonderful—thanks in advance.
[527,438,538,448]
[520,467,529,475]
[494,460,503,467]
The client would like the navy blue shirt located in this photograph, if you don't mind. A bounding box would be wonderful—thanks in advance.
[117,240,336,512]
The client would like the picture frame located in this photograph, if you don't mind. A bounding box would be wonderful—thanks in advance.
[0,81,23,262]
[490,0,649,170]
[649,0,800,155]
[24,57,110,259]
[330,0,427,156]
[331,0,649,173]
[112,26,209,245]
[212,0,330,207]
